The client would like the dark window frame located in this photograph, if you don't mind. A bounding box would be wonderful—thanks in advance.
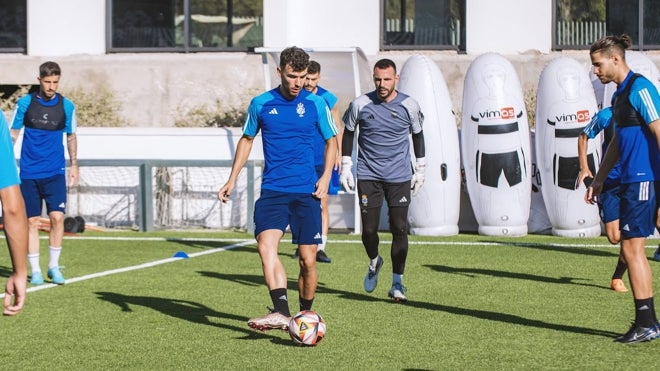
[380,0,466,52]
[0,0,27,53]
[106,0,263,53]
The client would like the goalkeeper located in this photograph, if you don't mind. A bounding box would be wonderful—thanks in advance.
[340,58,425,303]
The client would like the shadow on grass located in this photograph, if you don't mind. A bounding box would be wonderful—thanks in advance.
[197,272,619,339]
[424,264,604,290]
[94,291,293,345]
[481,239,620,258]
[0,264,12,278]
[164,238,255,251]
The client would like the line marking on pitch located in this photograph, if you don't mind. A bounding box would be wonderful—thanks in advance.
[0,239,255,298]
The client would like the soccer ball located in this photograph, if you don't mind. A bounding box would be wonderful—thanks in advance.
[288,310,326,346]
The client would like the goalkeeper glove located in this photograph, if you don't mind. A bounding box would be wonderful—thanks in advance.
[339,156,355,191]
[411,158,426,196]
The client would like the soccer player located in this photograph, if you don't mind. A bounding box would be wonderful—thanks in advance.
[217,47,338,331]
[586,34,660,343]
[340,58,425,303]
[577,107,628,292]
[10,61,78,285]
[0,109,28,315]
[295,60,344,263]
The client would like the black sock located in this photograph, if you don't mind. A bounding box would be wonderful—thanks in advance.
[299,297,314,311]
[612,258,627,280]
[269,288,290,316]
[634,297,655,328]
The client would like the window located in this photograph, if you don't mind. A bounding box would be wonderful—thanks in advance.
[0,0,26,53]
[108,0,263,52]
[554,0,660,50]
[382,0,465,51]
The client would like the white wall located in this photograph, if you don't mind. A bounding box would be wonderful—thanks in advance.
[27,0,105,56]
[466,0,552,54]
[263,0,381,55]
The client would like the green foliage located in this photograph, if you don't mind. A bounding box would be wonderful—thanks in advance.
[0,231,657,370]
[61,85,128,127]
[0,85,29,113]
[525,86,537,128]
[173,95,257,127]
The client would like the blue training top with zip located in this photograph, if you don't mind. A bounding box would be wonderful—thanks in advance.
[243,88,338,193]
[313,86,338,166]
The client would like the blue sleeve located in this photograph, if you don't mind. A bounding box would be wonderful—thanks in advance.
[63,97,77,134]
[242,97,264,137]
[630,78,660,125]
[582,107,612,139]
[321,90,338,110]
[10,95,31,130]
[313,95,338,140]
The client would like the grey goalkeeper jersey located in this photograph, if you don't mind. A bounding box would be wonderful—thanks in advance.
[343,91,424,182]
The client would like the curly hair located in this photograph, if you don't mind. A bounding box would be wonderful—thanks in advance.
[279,47,310,72]
[590,34,632,60]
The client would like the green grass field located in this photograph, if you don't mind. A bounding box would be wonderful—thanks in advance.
[1,230,660,370]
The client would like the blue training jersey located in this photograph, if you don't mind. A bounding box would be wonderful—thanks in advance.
[313,86,338,166]
[0,111,20,190]
[581,107,620,186]
[611,71,660,183]
[243,88,338,193]
[11,93,77,180]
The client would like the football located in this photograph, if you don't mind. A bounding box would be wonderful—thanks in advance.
[288,310,326,346]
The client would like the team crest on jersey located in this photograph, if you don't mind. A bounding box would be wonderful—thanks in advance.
[296,102,305,117]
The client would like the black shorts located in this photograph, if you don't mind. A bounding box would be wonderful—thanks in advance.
[357,179,411,211]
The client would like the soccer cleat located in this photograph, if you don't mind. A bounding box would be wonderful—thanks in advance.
[247,311,291,332]
[30,272,44,285]
[613,322,660,344]
[610,278,628,293]
[388,283,408,303]
[316,250,332,263]
[363,256,383,293]
[47,267,65,285]
[653,245,660,262]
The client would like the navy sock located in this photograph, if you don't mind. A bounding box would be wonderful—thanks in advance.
[634,297,655,328]
[299,297,314,312]
[269,288,290,316]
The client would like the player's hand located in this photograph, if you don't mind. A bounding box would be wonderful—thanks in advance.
[339,156,355,191]
[411,158,426,196]
[313,175,330,199]
[217,182,234,203]
[575,169,594,190]
[585,179,603,205]
[3,272,27,316]
[68,165,79,187]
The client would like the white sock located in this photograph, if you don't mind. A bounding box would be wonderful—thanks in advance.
[393,273,403,285]
[49,246,62,269]
[317,235,328,251]
[28,253,41,274]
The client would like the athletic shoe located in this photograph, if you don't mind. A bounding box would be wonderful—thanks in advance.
[610,278,628,293]
[292,248,299,259]
[363,256,383,293]
[30,272,44,285]
[653,245,660,262]
[247,311,291,332]
[613,322,660,344]
[388,283,408,303]
[316,250,332,263]
[47,267,65,285]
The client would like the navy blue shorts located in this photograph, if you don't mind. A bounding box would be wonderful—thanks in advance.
[598,184,620,224]
[20,174,67,217]
[253,189,322,245]
[619,181,656,238]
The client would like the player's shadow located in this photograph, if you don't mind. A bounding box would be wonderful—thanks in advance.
[198,271,618,338]
[424,264,603,290]
[94,291,292,345]
[165,239,255,251]
[481,239,620,258]
[0,264,13,278]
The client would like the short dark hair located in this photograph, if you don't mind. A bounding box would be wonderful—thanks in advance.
[374,58,397,73]
[279,47,310,72]
[308,60,321,74]
[39,61,61,78]
[590,34,632,60]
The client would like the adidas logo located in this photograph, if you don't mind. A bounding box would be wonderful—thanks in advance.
[59,202,66,208]
[314,233,321,239]
[278,295,287,301]
[366,114,375,120]
[622,224,630,231]
[269,108,278,115]
[399,196,408,203]
[639,305,650,310]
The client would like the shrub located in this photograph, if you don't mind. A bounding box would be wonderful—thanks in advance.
[60,85,128,127]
